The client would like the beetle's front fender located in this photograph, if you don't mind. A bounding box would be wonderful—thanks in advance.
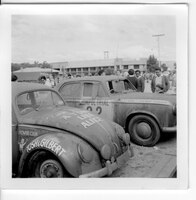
[18,133,83,177]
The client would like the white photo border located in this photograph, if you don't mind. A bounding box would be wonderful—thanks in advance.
[0,3,188,190]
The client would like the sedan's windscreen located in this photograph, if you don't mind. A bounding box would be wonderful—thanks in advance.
[17,90,65,114]
[107,79,136,94]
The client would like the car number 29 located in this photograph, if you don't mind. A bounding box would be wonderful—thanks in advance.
[86,106,102,115]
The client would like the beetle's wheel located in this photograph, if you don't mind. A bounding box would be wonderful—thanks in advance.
[128,115,160,146]
[39,159,64,178]
[26,151,70,178]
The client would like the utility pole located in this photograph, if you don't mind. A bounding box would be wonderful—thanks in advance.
[152,34,165,68]
[104,51,109,59]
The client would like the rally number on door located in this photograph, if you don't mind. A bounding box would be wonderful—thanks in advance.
[86,106,102,115]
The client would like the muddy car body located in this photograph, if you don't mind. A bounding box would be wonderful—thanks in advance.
[12,82,132,178]
[57,76,176,146]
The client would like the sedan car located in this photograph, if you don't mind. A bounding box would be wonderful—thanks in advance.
[57,75,176,147]
[12,82,132,178]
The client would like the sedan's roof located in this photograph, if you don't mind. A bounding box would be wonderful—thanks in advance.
[58,75,126,85]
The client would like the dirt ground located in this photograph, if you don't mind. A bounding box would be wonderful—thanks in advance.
[111,132,176,178]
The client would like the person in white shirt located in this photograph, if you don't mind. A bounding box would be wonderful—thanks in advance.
[151,67,170,93]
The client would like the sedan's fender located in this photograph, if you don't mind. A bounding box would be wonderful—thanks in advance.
[18,133,83,177]
[125,110,161,130]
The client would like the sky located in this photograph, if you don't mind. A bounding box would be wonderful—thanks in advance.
[12,15,176,63]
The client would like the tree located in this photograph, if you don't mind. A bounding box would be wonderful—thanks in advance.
[11,63,21,72]
[147,55,159,72]
[41,61,51,68]
[34,61,39,67]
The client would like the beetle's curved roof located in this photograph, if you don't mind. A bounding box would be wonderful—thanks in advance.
[12,82,55,98]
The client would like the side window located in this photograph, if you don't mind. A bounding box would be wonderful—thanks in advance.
[60,83,81,98]
[107,81,114,93]
[83,83,93,97]
[17,92,34,112]
[97,85,106,97]
[124,79,136,90]
[51,92,64,106]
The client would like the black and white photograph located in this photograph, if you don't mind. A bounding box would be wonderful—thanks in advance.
[0,2,189,193]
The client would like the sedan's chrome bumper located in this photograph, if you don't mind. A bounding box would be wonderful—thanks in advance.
[79,145,133,178]
[162,126,177,133]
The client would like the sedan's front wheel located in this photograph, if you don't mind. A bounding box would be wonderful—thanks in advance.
[128,115,160,146]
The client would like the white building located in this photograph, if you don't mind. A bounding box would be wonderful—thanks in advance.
[50,58,147,76]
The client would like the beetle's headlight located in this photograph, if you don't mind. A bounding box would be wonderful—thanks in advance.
[173,104,176,115]
[77,144,93,163]
[101,144,111,160]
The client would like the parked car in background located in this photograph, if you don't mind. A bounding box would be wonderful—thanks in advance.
[12,82,132,178]
[57,76,176,147]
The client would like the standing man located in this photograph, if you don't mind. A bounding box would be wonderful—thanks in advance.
[135,70,145,92]
[151,67,170,93]
[127,69,138,89]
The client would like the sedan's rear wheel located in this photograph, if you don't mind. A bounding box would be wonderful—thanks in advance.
[128,115,160,146]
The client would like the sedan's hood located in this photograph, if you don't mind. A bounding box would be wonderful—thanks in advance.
[19,106,121,154]
[111,92,176,105]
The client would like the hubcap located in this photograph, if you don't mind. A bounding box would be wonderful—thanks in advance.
[40,160,63,178]
[136,122,152,139]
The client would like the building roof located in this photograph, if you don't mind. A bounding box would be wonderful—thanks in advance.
[50,58,147,69]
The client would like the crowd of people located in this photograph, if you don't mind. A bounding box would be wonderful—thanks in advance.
[12,66,176,94]
[122,67,176,94]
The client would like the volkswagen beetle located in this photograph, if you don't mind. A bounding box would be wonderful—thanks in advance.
[12,82,132,178]
[57,75,176,147]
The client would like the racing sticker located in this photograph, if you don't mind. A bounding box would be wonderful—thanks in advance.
[82,100,114,121]
[18,138,28,152]
[81,116,103,128]
[19,129,38,137]
[26,138,66,156]
[53,109,104,128]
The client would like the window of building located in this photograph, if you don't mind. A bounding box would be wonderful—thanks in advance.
[83,68,89,72]
[134,65,139,69]
[90,67,96,71]
[123,65,128,69]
